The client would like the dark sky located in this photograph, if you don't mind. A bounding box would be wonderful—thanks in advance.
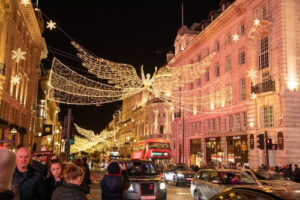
[38,0,220,133]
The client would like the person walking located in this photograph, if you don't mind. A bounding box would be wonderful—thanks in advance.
[293,164,300,183]
[0,149,16,200]
[51,163,87,200]
[11,147,47,200]
[45,159,64,199]
[100,161,129,200]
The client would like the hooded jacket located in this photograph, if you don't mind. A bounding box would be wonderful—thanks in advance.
[100,174,124,200]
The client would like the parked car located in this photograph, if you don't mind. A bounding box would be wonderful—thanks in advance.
[118,159,167,200]
[209,187,282,200]
[244,169,300,200]
[163,164,195,186]
[190,169,267,200]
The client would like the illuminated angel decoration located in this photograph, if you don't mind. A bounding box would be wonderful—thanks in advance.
[49,41,232,113]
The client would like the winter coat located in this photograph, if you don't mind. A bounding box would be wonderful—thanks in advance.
[293,168,300,183]
[51,182,87,200]
[0,190,14,200]
[100,174,126,200]
[45,176,64,199]
[12,166,47,200]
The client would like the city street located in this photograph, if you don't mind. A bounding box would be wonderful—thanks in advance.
[87,166,193,200]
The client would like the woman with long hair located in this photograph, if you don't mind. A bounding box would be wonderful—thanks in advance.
[46,159,64,199]
[51,163,87,200]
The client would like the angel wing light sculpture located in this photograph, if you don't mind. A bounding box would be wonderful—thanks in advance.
[49,41,232,113]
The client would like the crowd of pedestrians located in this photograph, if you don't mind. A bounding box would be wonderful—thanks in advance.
[269,164,300,182]
[0,147,91,200]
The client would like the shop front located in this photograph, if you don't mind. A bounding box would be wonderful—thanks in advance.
[205,137,222,166]
[190,139,202,167]
[226,135,248,166]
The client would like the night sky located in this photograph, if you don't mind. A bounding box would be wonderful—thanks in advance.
[38,0,220,133]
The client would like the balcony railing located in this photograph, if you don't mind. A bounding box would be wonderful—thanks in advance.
[251,79,275,94]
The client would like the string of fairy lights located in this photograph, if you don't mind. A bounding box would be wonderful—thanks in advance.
[70,124,119,153]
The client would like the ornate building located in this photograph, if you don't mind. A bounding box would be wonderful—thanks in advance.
[0,0,47,150]
[170,0,300,168]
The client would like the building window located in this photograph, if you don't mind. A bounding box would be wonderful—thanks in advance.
[214,41,220,52]
[261,6,267,19]
[205,48,209,57]
[235,113,241,131]
[215,65,220,77]
[226,33,231,44]
[198,55,201,62]
[262,106,274,128]
[189,123,193,136]
[239,78,246,100]
[239,50,245,65]
[190,82,194,90]
[228,115,233,132]
[259,37,269,70]
[217,117,221,133]
[239,24,245,36]
[205,119,210,134]
[197,99,201,112]
[205,69,210,82]
[226,56,232,71]
[212,118,216,133]
[197,78,201,86]
[242,112,247,130]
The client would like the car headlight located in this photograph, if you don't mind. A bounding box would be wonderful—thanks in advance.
[177,173,184,178]
[160,182,166,190]
[128,184,134,191]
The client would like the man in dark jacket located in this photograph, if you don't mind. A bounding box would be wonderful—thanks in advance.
[293,164,300,183]
[11,147,47,200]
[100,161,129,200]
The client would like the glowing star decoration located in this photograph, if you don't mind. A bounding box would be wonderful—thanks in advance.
[254,18,260,26]
[11,75,21,85]
[232,33,239,42]
[247,69,258,81]
[46,20,56,30]
[250,93,257,100]
[12,48,26,63]
[20,0,30,6]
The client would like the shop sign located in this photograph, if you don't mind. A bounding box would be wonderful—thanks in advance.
[235,155,242,159]
[250,134,254,149]
[210,138,216,141]
[233,136,241,140]
[277,132,284,150]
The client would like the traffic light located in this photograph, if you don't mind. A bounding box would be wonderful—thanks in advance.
[257,134,265,149]
[266,139,272,149]
[69,135,75,145]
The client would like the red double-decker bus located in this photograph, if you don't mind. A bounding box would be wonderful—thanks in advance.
[131,139,171,167]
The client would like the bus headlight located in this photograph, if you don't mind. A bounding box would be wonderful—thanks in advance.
[128,184,134,191]
[160,182,166,190]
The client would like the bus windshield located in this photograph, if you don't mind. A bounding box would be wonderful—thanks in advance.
[147,142,170,149]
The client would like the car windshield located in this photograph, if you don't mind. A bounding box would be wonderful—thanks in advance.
[219,171,257,185]
[173,165,192,171]
[255,171,288,180]
[147,142,170,149]
[125,161,157,176]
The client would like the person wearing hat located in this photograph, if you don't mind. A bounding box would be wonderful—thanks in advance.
[0,149,16,200]
[100,161,129,200]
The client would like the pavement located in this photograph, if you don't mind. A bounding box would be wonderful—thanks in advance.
[87,166,193,200]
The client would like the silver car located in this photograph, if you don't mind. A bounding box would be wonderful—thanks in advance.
[190,169,261,200]
[245,169,300,200]
[118,159,167,200]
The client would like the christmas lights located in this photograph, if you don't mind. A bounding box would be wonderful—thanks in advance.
[46,20,57,30]
[12,48,26,63]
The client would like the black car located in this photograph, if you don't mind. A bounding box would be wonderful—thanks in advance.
[118,159,167,200]
[163,164,195,186]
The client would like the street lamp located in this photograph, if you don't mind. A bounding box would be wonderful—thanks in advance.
[10,128,17,134]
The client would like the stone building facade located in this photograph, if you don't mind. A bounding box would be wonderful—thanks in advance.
[169,0,300,168]
[0,0,47,150]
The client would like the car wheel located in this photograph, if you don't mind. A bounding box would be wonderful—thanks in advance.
[194,191,202,200]
[173,175,178,186]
